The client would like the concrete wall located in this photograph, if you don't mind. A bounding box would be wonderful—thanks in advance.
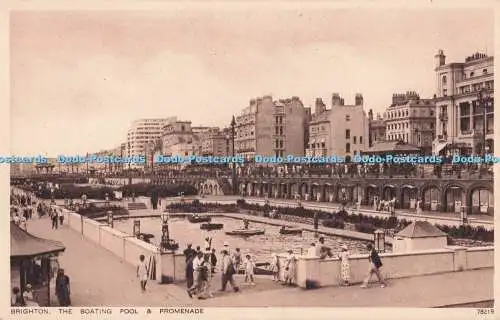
[295,246,494,288]
[393,236,448,253]
[60,207,164,284]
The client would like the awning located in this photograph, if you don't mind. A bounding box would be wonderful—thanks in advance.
[312,183,320,186]
[367,184,377,188]
[325,183,333,186]
[11,222,66,260]
[385,185,395,188]
[449,186,462,190]
[402,185,416,189]
[434,141,448,154]
[320,138,325,143]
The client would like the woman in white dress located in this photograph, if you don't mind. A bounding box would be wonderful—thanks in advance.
[339,245,351,286]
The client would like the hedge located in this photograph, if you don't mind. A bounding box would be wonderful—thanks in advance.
[118,183,197,198]
[18,184,117,200]
[179,201,493,242]
[77,204,128,218]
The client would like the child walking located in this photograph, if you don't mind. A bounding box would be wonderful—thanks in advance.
[270,253,280,282]
[243,254,256,286]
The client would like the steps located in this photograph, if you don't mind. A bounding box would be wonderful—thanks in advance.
[127,202,148,210]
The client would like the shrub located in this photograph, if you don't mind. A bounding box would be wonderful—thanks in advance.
[322,218,345,230]
[119,183,198,198]
[35,184,116,200]
[77,204,128,218]
[386,216,398,229]
[236,199,246,206]
[354,222,376,234]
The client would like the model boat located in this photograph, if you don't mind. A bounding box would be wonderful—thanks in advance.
[225,229,265,236]
[200,223,224,230]
[279,226,303,235]
[187,215,212,223]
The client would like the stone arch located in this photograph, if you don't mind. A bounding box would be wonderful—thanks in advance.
[400,184,418,209]
[467,182,494,215]
[420,184,441,211]
[299,182,309,198]
[364,184,379,206]
[442,183,466,213]
[382,184,397,201]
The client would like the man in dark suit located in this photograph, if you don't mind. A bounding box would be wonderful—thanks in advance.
[361,243,386,288]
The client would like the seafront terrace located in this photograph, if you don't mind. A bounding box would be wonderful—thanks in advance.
[24,207,493,308]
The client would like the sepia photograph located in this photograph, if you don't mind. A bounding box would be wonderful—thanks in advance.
[8,5,494,313]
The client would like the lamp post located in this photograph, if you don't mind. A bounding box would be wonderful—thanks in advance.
[133,219,141,237]
[159,212,178,251]
[107,210,114,228]
[230,115,238,195]
[477,88,492,178]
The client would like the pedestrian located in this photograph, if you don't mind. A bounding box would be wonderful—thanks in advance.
[243,254,256,286]
[197,254,214,300]
[219,250,239,292]
[283,250,296,286]
[339,245,351,286]
[11,287,22,306]
[136,254,149,293]
[183,244,196,262]
[187,251,204,298]
[55,269,71,306]
[58,209,64,226]
[307,243,317,257]
[232,248,242,273]
[204,237,212,251]
[51,209,58,229]
[270,253,280,282]
[185,253,195,289]
[210,248,217,274]
[361,243,386,288]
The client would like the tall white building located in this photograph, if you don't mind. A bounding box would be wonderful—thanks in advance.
[126,118,176,167]
[433,50,494,155]
[306,93,369,160]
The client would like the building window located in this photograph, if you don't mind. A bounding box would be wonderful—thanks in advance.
[360,136,363,144]
[459,102,471,132]
[345,129,350,139]
[443,88,448,96]
[346,115,351,121]
[483,68,487,74]
[346,143,351,153]
[353,136,357,144]
[470,72,474,78]
[442,75,447,85]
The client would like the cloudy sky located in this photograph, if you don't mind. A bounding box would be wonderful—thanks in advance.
[10,8,493,156]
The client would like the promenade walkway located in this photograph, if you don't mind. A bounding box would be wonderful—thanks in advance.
[24,216,492,307]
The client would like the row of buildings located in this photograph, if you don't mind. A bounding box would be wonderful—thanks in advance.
[13,50,494,175]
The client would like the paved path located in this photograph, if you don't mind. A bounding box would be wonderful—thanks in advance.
[24,216,492,307]
[198,268,494,307]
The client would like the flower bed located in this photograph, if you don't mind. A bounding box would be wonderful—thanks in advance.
[76,204,128,218]
[17,184,116,200]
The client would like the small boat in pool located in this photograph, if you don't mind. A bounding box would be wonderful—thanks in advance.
[225,229,265,236]
[200,223,224,231]
[279,226,303,235]
[187,215,212,223]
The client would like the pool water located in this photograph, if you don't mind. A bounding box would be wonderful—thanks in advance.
[113,216,372,264]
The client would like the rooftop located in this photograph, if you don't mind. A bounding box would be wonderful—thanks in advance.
[11,222,66,259]
[396,220,448,238]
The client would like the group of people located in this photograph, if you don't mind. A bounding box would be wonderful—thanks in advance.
[306,238,386,288]
[10,186,72,307]
[180,239,264,300]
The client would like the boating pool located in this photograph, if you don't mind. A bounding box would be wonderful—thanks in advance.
[113,216,373,264]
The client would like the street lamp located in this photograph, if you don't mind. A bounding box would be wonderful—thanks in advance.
[133,219,141,237]
[230,115,238,195]
[159,212,179,251]
[477,89,492,156]
[107,210,114,228]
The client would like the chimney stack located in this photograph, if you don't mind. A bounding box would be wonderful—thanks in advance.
[332,93,342,107]
[355,93,364,106]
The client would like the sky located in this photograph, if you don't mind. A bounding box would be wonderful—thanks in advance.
[10,8,494,156]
